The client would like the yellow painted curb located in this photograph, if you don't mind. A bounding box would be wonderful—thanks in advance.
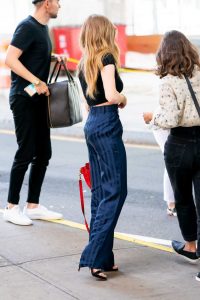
[67,57,153,73]
[0,129,158,149]
[0,129,14,135]
[49,218,86,230]
[114,232,173,253]
[0,208,172,253]
[47,219,173,253]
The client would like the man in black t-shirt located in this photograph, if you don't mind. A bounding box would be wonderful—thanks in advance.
[4,0,63,225]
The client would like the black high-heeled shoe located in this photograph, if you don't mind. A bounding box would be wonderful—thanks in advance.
[91,269,107,280]
[103,265,119,272]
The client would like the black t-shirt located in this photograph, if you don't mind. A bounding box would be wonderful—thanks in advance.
[79,53,123,106]
[10,15,52,97]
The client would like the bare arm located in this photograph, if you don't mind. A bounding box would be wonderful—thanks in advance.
[5,45,49,96]
[101,64,127,108]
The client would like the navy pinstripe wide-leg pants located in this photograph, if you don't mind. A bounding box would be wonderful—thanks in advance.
[79,104,127,270]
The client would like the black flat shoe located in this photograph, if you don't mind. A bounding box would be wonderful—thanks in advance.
[172,240,199,263]
[103,265,119,272]
[91,269,107,281]
[196,272,200,281]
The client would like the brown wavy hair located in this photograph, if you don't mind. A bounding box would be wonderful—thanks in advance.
[156,30,200,78]
[78,15,120,98]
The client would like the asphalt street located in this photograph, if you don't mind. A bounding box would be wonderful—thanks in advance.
[0,131,182,242]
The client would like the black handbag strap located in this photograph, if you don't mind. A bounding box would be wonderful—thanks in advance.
[48,60,74,84]
[184,74,200,118]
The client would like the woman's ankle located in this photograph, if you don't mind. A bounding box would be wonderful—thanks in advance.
[167,202,175,209]
[184,241,197,252]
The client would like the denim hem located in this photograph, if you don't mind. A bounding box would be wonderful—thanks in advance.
[184,235,197,242]
[7,200,20,205]
[79,262,109,270]
[26,199,40,204]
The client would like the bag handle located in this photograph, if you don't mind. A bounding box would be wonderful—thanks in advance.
[79,172,90,233]
[49,61,59,83]
[184,74,200,118]
[48,60,74,84]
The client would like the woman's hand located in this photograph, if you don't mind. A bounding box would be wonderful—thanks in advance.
[143,112,153,124]
[118,94,127,109]
[85,102,90,113]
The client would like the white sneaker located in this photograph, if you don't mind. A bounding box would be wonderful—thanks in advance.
[23,205,63,220]
[3,206,33,226]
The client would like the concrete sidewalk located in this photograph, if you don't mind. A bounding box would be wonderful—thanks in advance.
[0,215,200,300]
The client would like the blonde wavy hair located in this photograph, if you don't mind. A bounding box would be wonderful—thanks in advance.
[78,15,120,98]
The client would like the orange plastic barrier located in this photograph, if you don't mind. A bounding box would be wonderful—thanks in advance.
[0,40,10,89]
[127,35,163,54]
[0,58,11,89]
[0,72,11,89]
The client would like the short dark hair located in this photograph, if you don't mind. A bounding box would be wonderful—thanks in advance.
[32,0,44,4]
[156,30,200,78]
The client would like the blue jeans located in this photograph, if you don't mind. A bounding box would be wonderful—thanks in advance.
[164,126,200,255]
[79,105,127,269]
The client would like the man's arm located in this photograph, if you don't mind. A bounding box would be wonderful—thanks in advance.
[5,45,50,96]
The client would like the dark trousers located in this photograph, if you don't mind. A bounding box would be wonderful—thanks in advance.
[164,126,200,255]
[8,95,52,205]
[79,105,127,269]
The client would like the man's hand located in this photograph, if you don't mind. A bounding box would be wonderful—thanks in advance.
[51,53,67,63]
[34,81,50,96]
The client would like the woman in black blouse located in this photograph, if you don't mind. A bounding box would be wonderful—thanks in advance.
[78,15,127,281]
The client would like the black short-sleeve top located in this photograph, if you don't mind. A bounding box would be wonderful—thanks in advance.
[78,53,123,106]
[9,15,52,97]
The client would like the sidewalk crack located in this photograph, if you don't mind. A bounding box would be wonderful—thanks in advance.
[19,264,80,300]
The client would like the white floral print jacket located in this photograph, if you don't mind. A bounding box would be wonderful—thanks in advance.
[152,68,200,128]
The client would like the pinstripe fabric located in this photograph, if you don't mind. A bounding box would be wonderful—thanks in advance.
[79,104,127,269]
